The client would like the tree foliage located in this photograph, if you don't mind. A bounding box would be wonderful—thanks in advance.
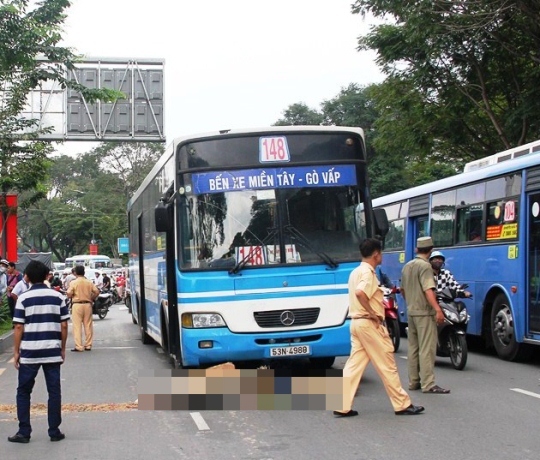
[0,0,123,254]
[352,0,540,156]
[274,103,324,126]
[17,142,163,261]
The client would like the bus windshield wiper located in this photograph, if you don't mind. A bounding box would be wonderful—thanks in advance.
[229,228,278,275]
[284,225,338,269]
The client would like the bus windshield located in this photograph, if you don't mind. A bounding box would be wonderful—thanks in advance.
[181,169,364,270]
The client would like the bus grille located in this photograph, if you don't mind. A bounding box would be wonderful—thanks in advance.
[254,308,320,328]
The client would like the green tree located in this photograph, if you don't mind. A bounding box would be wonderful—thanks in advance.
[352,0,540,157]
[274,103,324,126]
[93,142,164,198]
[17,143,163,260]
[1,0,122,257]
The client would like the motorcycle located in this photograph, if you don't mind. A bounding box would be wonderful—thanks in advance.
[436,285,470,370]
[111,286,122,304]
[382,286,401,352]
[93,289,114,319]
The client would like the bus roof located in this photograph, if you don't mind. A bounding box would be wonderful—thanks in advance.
[373,148,540,208]
[127,126,365,210]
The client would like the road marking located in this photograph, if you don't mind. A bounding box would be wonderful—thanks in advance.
[190,412,210,431]
[95,347,138,350]
[8,357,14,364]
[510,388,540,400]
[118,306,128,311]
[0,368,5,376]
[399,355,408,360]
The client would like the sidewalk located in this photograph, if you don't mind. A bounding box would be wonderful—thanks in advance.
[0,329,13,355]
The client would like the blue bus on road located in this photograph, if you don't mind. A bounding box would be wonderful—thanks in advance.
[373,140,540,361]
[127,126,387,368]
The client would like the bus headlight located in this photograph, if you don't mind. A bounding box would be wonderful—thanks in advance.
[182,313,226,328]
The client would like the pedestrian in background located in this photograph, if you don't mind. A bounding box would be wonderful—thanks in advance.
[6,262,23,319]
[67,265,99,352]
[8,260,69,444]
[0,259,9,298]
[11,273,30,303]
[401,236,450,394]
[63,268,76,291]
[334,238,424,417]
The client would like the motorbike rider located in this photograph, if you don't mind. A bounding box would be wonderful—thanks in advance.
[375,265,395,289]
[102,273,111,291]
[429,251,472,298]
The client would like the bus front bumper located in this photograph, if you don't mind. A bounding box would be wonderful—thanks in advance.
[180,321,351,367]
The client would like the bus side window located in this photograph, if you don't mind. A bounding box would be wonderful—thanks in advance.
[456,204,484,243]
[431,190,456,246]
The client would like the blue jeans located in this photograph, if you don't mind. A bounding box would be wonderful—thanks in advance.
[16,363,62,438]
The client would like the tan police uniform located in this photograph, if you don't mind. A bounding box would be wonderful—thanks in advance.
[401,251,438,392]
[340,262,411,412]
[67,276,100,351]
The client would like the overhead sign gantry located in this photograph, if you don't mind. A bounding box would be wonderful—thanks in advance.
[19,57,165,142]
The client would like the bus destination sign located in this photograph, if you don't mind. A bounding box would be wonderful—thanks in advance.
[191,165,357,195]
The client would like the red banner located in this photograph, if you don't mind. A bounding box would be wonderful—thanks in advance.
[89,244,99,255]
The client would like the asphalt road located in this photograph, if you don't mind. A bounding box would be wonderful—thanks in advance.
[1,305,539,460]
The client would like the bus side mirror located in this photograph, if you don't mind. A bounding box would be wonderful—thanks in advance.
[374,208,389,238]
[155,202,169,232]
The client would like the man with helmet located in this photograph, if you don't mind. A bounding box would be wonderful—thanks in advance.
[429,251,472,298]
[0,259,9,298]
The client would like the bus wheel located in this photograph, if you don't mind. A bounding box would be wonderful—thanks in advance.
[309,357,335,369]
[491,294,530,361]
[139,308,153,345]
[170,354,183,369]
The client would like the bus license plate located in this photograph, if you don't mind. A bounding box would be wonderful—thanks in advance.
[270,345,311,357]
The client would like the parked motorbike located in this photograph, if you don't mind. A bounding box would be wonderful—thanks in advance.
[436,285,470,370]
[382,286,401,352]
[93,290,114,319]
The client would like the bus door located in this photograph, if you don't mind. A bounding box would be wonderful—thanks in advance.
[527,193,540,333]
[396,215,429,323]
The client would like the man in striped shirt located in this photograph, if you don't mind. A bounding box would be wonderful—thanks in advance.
[8,261,69,444]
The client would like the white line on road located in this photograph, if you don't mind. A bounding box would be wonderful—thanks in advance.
[8,357,14,364]
[0,368,5,376]
[190,412,210,431]
[510,388,540,400]
[94,347,138,350]
[399,355,408,360]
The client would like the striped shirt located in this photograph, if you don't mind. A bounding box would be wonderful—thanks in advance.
[13,284,70,364]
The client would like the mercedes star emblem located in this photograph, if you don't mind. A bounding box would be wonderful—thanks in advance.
[280,310,295,326]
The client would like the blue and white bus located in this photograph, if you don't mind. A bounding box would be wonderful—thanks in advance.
[373,139,540,361]
[127,126,387,368]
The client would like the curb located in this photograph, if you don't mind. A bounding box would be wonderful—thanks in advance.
[0,329,14,355]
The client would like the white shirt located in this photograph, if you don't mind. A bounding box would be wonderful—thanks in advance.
[12,278,30,300]
[94,275,103,289]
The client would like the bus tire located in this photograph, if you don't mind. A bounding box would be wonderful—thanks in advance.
[139,306,153,345]
[309,357,336,369]
[491,294,530,361]
[170,354,183,369]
